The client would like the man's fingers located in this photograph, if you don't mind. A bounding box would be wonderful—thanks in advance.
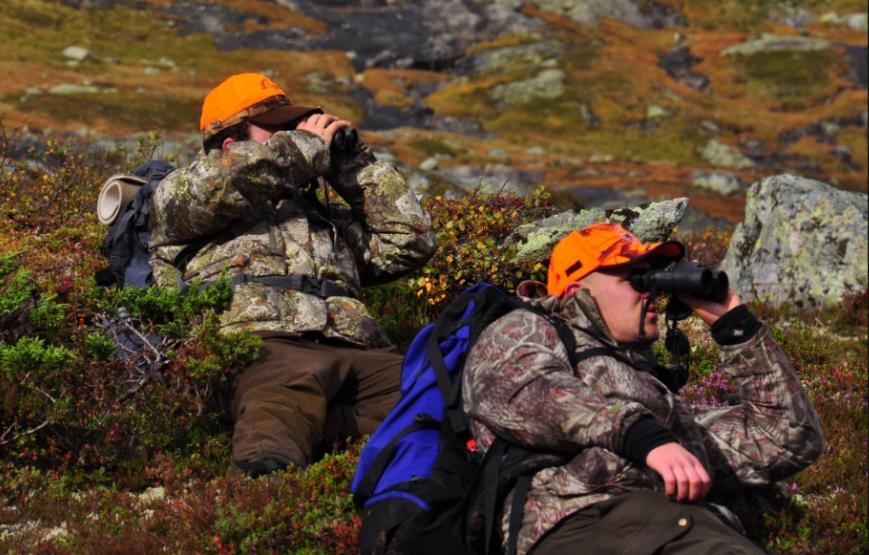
[695,461,712,498]
[661,466,676,499]
[671,465,689,502]
[685,465,704,501]
[322,119,352,144]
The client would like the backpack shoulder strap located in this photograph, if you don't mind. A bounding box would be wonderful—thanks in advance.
[428,284,520,435]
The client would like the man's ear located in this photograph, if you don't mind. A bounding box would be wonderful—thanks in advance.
[562,281,583,299]
[221,136,237,150]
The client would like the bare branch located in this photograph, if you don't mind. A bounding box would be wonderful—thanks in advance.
[0,419,50,446]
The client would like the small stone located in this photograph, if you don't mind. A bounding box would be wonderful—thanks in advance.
[138,486,165,504]
[490,68,565,107]
[700,120,720,134]
[844,13,868,32]
[699,139,754,169]
[672,32,685,44]
[488,148,509,161]
[49,83,100,95]
[420,157,439,171]
[372,148,396,162]
[579,104,601,126]
[408,172,430,192]
[63,46,92,61]
[144,66,161,76]
[158,56,176,68]
[526,146,547,156]
[691,171,742,195]
[819,12,840,24]
[820,121,841,137]
[646,105,668,119]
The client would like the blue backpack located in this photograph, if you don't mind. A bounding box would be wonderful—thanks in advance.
[352,283,580,555]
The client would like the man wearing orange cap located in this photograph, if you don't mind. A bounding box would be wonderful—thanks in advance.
[148,73,435,476]
[461,222,822,554]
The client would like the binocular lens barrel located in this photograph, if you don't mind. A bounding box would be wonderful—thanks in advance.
[629,261,729,302]
[333,127,359,151]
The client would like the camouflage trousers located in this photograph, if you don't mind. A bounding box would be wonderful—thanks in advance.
[530,490,765,555]
[230,332,402,467]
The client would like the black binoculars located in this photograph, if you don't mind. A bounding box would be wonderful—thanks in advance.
[332,127,359,151]
[629,260,729,303]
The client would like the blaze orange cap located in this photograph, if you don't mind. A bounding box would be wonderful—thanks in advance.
[547,222,684,297]
[199,73,320,142]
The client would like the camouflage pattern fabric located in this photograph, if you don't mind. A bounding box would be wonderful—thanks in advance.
[149,130,435,347]
[462,280,823,555]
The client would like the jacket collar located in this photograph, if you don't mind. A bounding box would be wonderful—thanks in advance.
[515,280,657,364]
[516,280,617,346]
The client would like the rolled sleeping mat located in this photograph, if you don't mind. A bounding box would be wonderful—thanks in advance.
[97,174,146,225]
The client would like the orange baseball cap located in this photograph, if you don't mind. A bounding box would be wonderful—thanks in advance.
[199,73,321,142]
[547,222,684,297]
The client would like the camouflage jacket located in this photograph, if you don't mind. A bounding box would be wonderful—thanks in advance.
[149,130,435,347]
[462,281,823,555]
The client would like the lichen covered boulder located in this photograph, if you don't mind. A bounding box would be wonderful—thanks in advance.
[511,197,688,264]
[721,174,868,309]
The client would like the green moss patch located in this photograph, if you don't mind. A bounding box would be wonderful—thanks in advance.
[732,49,845,111]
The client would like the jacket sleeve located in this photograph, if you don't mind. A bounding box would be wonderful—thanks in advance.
[325,146,436,284]
[691,325,824,486]
[149,130,330,247]
[462,309,652,454]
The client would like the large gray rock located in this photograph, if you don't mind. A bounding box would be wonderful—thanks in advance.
[721,174,868,309]
[511,197,689,264]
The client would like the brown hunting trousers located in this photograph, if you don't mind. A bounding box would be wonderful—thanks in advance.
[531,490,765,555]
[230,332,402,467]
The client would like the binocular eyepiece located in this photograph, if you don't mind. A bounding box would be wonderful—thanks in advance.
[629,260,729,303]
[332,127,359,152]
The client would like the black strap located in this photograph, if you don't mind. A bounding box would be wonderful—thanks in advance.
[354,414,439,501]
[229,273,356,299]
[481,439,508,555]
[506,474,532,555]
[427,330,467,435]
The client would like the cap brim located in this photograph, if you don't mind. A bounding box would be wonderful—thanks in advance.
[602,240,685,271]
[248,105,322,126]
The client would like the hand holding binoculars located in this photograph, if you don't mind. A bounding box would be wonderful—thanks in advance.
[629,260,730,322]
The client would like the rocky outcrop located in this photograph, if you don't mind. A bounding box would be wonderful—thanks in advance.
[721,174,868,309]
[493,0,685,29]
[511,197,688,264]
[721,33,832,56]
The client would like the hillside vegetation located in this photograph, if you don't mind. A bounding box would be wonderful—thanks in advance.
[0,0,866,553]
